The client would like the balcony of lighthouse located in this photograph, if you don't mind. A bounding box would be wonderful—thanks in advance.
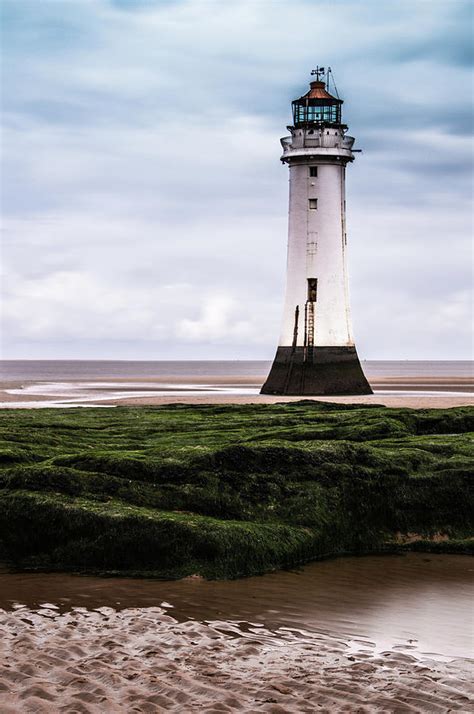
[280,129,355,162]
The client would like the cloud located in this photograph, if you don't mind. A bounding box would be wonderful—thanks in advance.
[1,0,472,359]
[2,265,278,358]
[176,295,260,343]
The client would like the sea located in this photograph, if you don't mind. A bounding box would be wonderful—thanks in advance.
[1,359,473,381]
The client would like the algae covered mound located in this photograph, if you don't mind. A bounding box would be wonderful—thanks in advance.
[0,402,472,578]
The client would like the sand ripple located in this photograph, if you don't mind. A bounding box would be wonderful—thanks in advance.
[0,605,472,713]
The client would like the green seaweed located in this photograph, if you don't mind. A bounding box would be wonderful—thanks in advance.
[0,402,472,578]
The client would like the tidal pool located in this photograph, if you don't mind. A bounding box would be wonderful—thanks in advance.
[1,553,472,659]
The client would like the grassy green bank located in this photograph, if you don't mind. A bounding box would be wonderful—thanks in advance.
[0,402,472,578]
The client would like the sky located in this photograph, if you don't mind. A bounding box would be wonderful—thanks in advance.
[1,0,473,360]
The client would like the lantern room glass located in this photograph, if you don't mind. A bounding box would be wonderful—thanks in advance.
[292,100,341,127]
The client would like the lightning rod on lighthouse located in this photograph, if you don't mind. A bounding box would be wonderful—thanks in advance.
[261,69,372,396]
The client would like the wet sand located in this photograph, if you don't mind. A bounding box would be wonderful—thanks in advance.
[0,554,472,712]
[2,606,473,713]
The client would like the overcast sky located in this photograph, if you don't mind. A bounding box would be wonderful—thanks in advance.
[1,0,472,360]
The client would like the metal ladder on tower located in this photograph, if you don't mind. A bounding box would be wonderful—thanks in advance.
[301,300,315,393]
[305,301,315,358]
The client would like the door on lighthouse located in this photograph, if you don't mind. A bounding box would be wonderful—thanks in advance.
[307,278,318,303]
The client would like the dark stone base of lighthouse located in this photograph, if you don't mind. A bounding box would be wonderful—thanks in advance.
[261,346,373,396]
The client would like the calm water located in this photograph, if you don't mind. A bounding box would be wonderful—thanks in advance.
[1,359,473,382]
[1,554,473,660]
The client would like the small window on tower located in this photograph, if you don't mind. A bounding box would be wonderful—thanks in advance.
[308,198,318,210]
[309,166,318,177]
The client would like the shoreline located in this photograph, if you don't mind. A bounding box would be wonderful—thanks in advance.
[0,373,473,409]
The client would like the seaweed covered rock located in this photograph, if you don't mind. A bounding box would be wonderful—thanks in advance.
[0,403,472,578]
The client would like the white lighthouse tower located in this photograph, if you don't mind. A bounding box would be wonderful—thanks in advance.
[262,68,372,395]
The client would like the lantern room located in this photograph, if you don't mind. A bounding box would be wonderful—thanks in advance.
[292,80,343,128]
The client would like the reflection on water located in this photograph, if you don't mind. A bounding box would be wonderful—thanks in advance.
[1,554,472,659]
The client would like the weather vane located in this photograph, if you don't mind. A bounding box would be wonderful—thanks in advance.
[311,66,325,81]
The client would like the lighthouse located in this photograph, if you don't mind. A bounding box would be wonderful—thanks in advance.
[261,68,372,396]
